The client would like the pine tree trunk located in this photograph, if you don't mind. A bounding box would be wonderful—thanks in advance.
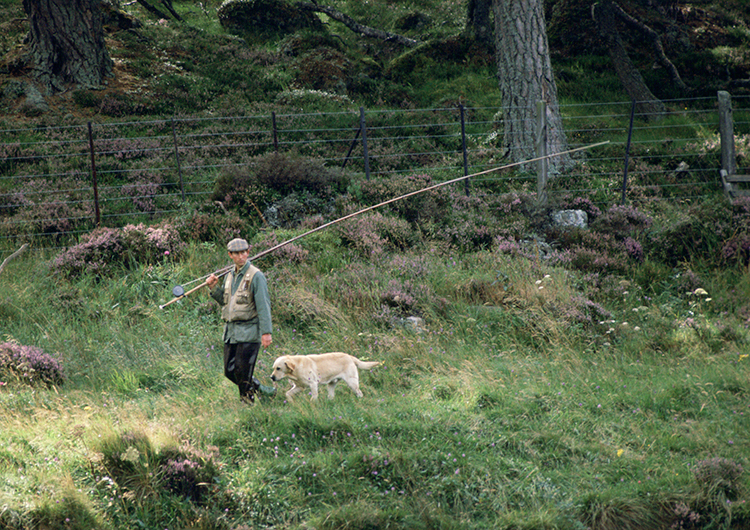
[493,0,570,174]
[23,0,113,94]
[592,0,666,117]
[466,0,493,46]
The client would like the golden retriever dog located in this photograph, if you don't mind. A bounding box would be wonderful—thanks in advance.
[270,352,379,401]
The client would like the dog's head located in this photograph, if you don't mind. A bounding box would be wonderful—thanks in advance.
[270,356,295,381]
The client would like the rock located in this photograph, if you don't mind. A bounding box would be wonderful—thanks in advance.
[552,209,588,229]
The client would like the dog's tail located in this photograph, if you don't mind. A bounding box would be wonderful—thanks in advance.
[354,358,380,370]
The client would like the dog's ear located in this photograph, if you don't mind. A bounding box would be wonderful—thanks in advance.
[285,361,295,373]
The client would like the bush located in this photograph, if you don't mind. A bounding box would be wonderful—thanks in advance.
[212,152,348,222]
[52,223,186,277]
[0,342,65,387]
[218,0,323,37]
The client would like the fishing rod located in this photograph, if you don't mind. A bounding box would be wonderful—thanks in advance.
[159,140,609,310]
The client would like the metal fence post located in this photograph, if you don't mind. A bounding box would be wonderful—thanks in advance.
[360,106,370,181]
[460,104,469,196]
[272,111,279,152]
[621,100,636,205]
[171,118,186,202]
[87,122,101,227]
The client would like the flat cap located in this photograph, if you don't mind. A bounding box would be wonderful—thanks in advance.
[227,238,249,252]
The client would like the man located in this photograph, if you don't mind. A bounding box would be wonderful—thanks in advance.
[207,238,274,403]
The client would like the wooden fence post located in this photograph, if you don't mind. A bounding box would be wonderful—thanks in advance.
[718,91,736,176]
[536,100,548,206]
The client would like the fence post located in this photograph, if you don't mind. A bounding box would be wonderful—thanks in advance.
[87,122,101,227]
[536,100,548,206]
[460,104,469,196]
[360,106,370,181]
[272,111,279,152]
[621,100,636,205]
[718,91,736,176]
[171,118,186,202]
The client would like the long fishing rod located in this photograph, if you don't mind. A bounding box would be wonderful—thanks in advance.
[159,140,609,310]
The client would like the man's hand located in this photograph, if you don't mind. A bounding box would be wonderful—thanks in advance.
[261,333,272,348]
[206,273,219,289]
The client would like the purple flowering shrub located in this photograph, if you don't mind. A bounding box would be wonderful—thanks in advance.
[721,233,750,266]
[335,211,416,257]
[0,342,65,387]
[550,296,612,330]
[693,457,744,496]
[52,223,186,277]
[373,279,447,327]
[590,204,652,239]
[158,444,221,503]
[122,223,186,262]
[0,175,94,238]
[557,196,602,222]
[247,231,310,265]
[97,432,221,503]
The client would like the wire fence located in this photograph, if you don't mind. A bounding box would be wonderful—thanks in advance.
[1,94,750,258]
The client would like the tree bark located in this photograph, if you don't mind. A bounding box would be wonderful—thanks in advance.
[591,0,666,117]
[493,0,570,174]
[22,0,114,94]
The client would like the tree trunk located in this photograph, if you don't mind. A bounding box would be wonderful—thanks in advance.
[591,0,666,117]
[493,0,570,174]
[466,0,493,46]
[22,0,114,94]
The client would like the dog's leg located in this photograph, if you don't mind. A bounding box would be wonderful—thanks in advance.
[286,384,303,401]
[327,381,338,399]
[309,381,319,400]
[345,374,364,397]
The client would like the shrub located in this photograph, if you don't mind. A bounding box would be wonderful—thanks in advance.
[158,444,221,503]
[218,0,323,37]
[212,152,348,220]
[0,342,65,387]
[335,211,416,257]
[52,223,186,277]
[692,457,744,496]
[590,204,652,239]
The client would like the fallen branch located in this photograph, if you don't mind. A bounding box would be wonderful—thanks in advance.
[0,243,29,276]
[297,2,419,48]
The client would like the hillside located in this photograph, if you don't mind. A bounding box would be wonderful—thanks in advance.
[1,0,750,120]
[1,2,750,530]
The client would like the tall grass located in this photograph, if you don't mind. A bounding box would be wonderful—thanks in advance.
[2,221,749,529]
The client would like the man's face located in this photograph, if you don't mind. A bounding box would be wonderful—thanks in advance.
[229,249,249,269]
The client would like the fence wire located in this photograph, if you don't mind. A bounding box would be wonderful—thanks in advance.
[1,95,749,258]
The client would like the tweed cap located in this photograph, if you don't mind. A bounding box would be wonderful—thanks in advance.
[227,238,249,252]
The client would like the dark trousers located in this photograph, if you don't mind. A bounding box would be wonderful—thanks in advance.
[224,342,260,401]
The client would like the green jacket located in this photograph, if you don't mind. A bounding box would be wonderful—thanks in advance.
[210,261,272,344]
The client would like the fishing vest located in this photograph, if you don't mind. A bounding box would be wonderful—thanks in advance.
[221,265,259,322]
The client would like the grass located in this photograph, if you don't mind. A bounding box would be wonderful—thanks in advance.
[2,232,749,529]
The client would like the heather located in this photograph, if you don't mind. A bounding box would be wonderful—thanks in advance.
[2,181,750,529]
[1,0,750,529]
